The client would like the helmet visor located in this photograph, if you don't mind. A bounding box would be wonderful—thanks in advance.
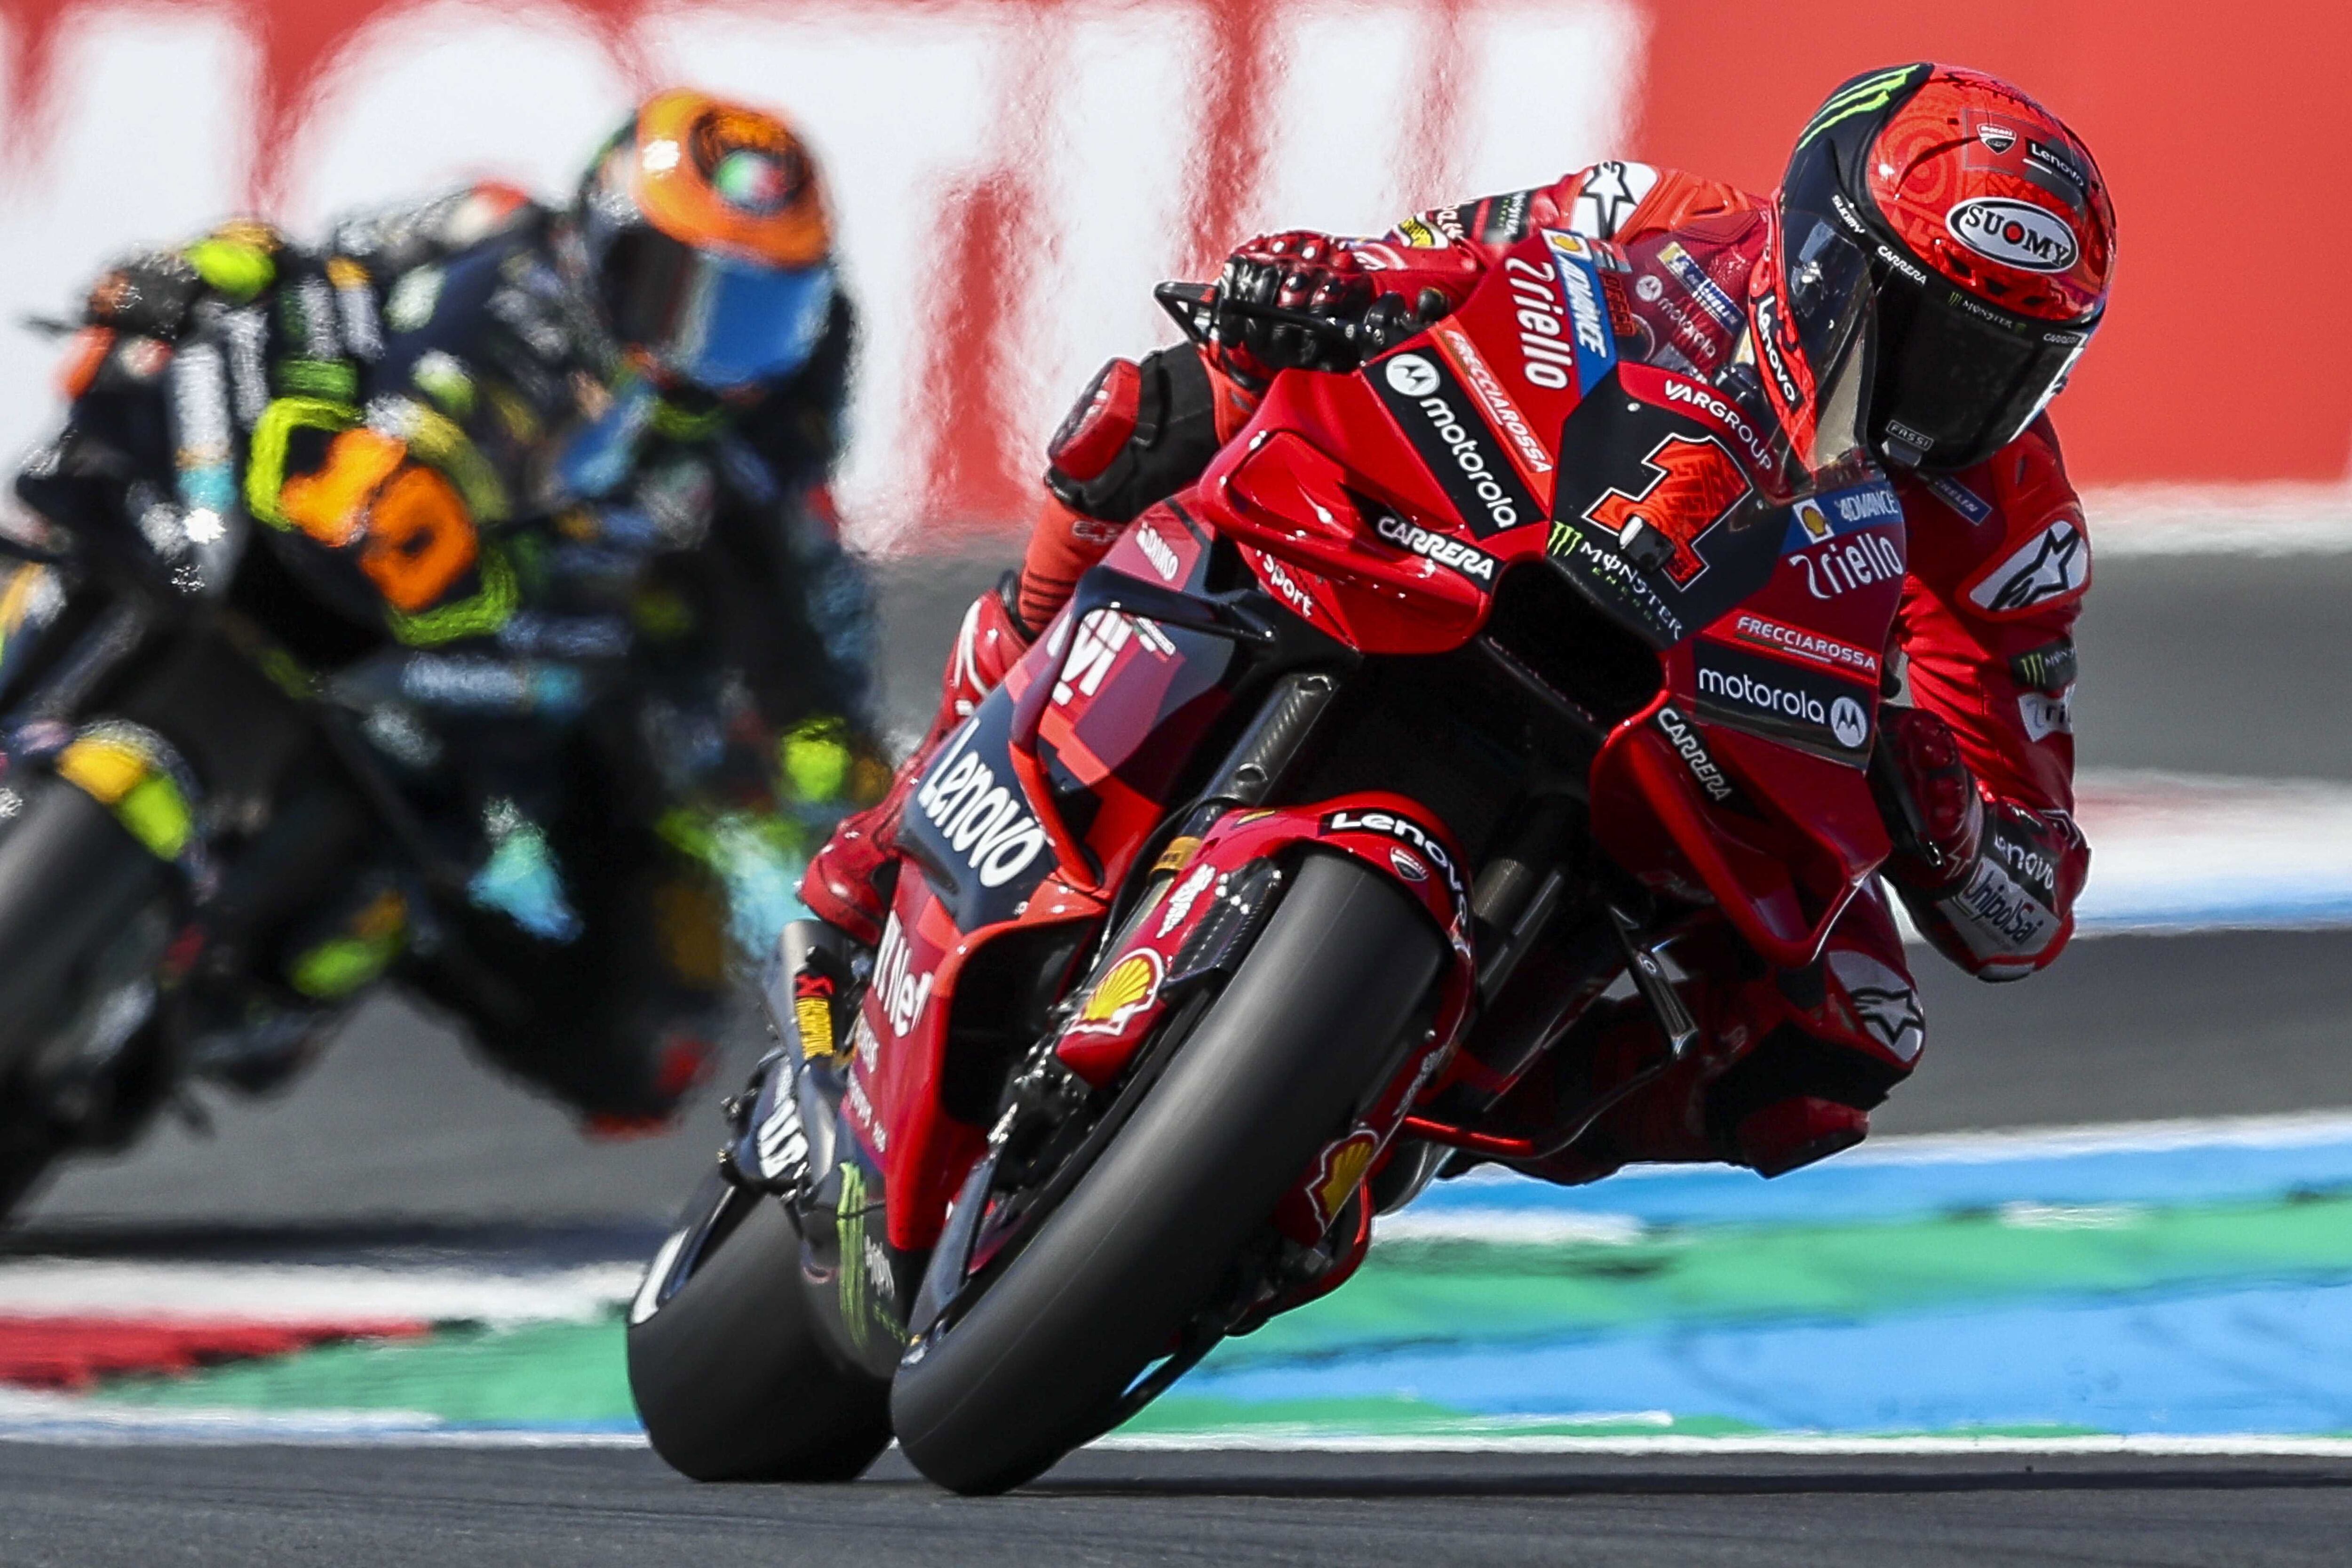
[1780,214,1876,476]
[599,226,835,391]
[1868,271,2092,471]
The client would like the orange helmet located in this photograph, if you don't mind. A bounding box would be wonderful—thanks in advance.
[1778,64,2116,471]
[570,89,836,392]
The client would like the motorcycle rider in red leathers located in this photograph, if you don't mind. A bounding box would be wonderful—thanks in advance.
[806,64,2116,1183]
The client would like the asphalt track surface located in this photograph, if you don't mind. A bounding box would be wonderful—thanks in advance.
[0,1444,2345,1568]
[8,549,2352,1561]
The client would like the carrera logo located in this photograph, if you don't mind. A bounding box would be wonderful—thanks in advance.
[1692,640,1874,760]
[1375,512,1497,582]
[1373,352,1542,538]
[1654,705,1736,805]
[1947,198,2079,274]
[912,722,1050,888]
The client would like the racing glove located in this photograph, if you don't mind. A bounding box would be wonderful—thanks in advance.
[1872,704,2085,981]
[1871,705,1983,896]
[1211,231,1379,382]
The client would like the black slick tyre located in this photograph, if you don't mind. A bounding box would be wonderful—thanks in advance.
[890,851,1443,1494]
[627,1176,893,1481]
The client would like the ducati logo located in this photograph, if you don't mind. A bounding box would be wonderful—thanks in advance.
[1582,433,1753,586]
[1977,122,2018,153]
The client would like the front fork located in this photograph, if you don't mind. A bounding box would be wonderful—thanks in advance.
[722,918,911,1378]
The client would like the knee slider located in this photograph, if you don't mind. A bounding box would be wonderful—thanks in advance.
[1044,345,1221,525]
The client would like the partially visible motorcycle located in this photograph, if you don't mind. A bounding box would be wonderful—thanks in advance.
[630,221,1900,1492]
[0,307,782,1216]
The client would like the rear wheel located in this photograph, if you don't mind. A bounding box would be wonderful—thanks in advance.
[890,852,1443,1494]
[627,1170,893,1481]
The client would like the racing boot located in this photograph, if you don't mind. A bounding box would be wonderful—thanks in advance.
[1485,999,1868,1185]
[798,576,1033,946]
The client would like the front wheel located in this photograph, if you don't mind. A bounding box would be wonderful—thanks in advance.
[626,1171,893,1481]
[0,777,175,1219]
[890,851,1443,1494]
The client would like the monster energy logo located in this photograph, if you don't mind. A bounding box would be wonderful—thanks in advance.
[834,1163,903,1353]
[1796,64,1928,147]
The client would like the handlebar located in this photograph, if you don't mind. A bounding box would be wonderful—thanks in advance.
[1152,280,1369,362]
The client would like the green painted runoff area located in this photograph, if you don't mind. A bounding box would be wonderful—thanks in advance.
[86,1194,2352,1430]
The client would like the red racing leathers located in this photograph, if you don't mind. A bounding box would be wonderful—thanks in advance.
[806,160,2091,1181]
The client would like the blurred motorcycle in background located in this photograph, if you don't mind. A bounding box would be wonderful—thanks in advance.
[0,167,881,1219]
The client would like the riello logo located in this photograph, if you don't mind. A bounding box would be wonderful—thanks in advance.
[1946,198,2079,273]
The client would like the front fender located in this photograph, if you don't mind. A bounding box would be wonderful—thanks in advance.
[1055,790,1477,1089]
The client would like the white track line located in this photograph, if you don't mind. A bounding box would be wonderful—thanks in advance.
[1096,1433,2352,1457]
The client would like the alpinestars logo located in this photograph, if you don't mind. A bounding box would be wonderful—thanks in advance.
[1374,351,1542,539]
[1970,519,2088,614]
[1826,950,1924,1063]
[1570,160,1658,239]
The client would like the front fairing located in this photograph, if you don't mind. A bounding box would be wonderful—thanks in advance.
[1192,227,1904,964]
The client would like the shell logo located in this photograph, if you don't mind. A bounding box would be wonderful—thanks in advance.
[1068,949,1166,1035]
[1310,1130,1381,1230]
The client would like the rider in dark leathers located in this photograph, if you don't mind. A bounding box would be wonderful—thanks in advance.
[14,89,882,1129]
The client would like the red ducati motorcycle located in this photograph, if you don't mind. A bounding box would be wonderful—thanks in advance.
[627,222,1901,1492]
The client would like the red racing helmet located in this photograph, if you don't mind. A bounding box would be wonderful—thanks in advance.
[1778,64,2117,472]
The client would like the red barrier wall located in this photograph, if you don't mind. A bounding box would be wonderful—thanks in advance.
[0,0,2339,507]
[1629,1,2352,484]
